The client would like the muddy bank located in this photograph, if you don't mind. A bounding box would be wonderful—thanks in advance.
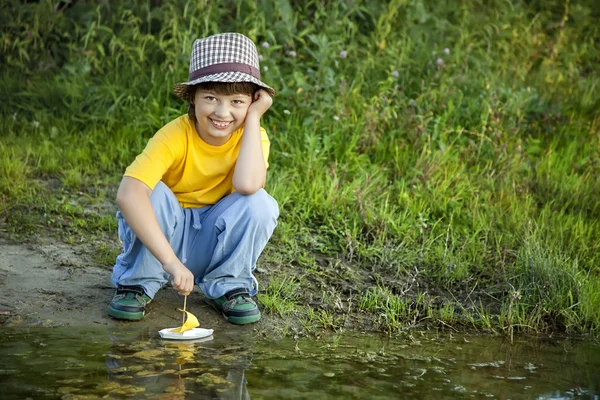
[0,229,517,339]
[0,237,283,335]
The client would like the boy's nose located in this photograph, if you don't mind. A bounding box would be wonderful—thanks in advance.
[214,104,231,118]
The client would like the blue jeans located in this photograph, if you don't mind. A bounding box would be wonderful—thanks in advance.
[110,182,279,299]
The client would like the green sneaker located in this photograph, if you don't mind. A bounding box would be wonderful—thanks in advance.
[205,288,261,325]
[107,285,152,321]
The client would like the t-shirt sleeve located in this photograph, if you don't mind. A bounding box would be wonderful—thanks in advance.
[124,126,182,190]
[261,127,271,169]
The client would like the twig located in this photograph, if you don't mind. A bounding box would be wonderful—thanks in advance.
[182,295,187,325]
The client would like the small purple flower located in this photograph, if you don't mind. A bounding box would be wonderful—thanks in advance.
[408,99,417,106]
[262,41,270,49]
[288,50,297,58]
[339,50,348,58]
[443,48,450,55]
[436,58,444,66]
[258,54,263,61]
[391,70,399,78]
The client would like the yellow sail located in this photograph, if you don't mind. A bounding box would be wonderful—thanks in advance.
[170,309,200,333]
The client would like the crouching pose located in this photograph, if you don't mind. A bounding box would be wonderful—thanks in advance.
[107,33,278,325]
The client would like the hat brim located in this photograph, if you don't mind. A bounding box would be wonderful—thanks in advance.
[174,72,275,101]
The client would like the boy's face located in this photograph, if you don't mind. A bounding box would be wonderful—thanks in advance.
[192,89,253,146]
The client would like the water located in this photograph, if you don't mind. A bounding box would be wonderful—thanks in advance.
[1,326,598,399]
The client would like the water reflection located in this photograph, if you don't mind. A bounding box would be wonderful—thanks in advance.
[105,331,251,399]
[247,333,600,399]
[0,327,598,399]
[0,326,253,399]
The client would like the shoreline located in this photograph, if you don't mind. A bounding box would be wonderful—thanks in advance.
[1,234,595,340]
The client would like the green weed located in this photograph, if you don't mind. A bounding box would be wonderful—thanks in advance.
[301,306,344,332]
[360,286,431,333]
[258,275,300,316]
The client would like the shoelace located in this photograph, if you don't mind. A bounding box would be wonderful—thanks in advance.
[116,291,147,304]
[223,295,255,311]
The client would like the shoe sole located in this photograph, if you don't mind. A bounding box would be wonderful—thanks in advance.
[107,306,145,321]
[225,312,261,325]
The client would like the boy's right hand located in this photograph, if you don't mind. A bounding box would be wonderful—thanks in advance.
[247,89,273,119]
[162,260,195,296]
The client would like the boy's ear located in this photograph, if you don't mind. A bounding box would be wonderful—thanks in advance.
[253,85,262,99]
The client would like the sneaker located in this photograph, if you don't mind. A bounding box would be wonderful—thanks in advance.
[107,285,152,321]
[205,288,261,325]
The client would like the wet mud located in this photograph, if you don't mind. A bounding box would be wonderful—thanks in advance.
[0,237,270,334]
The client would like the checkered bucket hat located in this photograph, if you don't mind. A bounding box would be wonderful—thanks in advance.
[174,33,274,101]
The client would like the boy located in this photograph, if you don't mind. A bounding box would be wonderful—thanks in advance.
[107,33,279,325]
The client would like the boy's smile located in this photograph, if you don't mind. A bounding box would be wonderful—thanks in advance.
[193,90,253,146]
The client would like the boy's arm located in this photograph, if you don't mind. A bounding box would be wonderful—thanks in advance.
[116,176,194,296]
[232,89,273,195]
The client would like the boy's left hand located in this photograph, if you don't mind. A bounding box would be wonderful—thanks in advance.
[247,89,273,119]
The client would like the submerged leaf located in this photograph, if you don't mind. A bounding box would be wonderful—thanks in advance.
[131,350,164,360]
[171,309,199,333]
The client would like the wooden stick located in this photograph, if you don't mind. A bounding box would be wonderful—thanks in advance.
[182,295,187,325]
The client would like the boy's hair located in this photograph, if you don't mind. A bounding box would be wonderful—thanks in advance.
[187,81,259,120]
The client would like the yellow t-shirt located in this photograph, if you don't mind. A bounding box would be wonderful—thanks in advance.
[124,115,270,208]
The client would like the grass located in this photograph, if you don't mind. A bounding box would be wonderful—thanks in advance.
[258,275,300,316]
[359,286,431,332]
[1,0,599,336]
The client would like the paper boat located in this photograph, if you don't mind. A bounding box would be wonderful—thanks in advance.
[158,327,214,341]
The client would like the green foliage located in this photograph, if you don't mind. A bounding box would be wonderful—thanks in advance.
[1,0,599,334]
[503,240,600,333]
[360,286,430,332]
[258,275,300,316]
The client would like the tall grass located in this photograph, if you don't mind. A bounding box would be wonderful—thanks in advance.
[1,0,599,334]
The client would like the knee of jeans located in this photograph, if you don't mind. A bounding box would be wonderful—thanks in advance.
[150,181,169,201]
[150,182,177,212]
[149,182,182,234]
[244,189,279,225]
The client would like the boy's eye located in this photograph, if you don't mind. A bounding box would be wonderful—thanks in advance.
[232,100,246,105]
[205,96,216,101]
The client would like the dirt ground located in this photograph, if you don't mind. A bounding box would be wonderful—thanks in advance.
[0,237,270,334]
